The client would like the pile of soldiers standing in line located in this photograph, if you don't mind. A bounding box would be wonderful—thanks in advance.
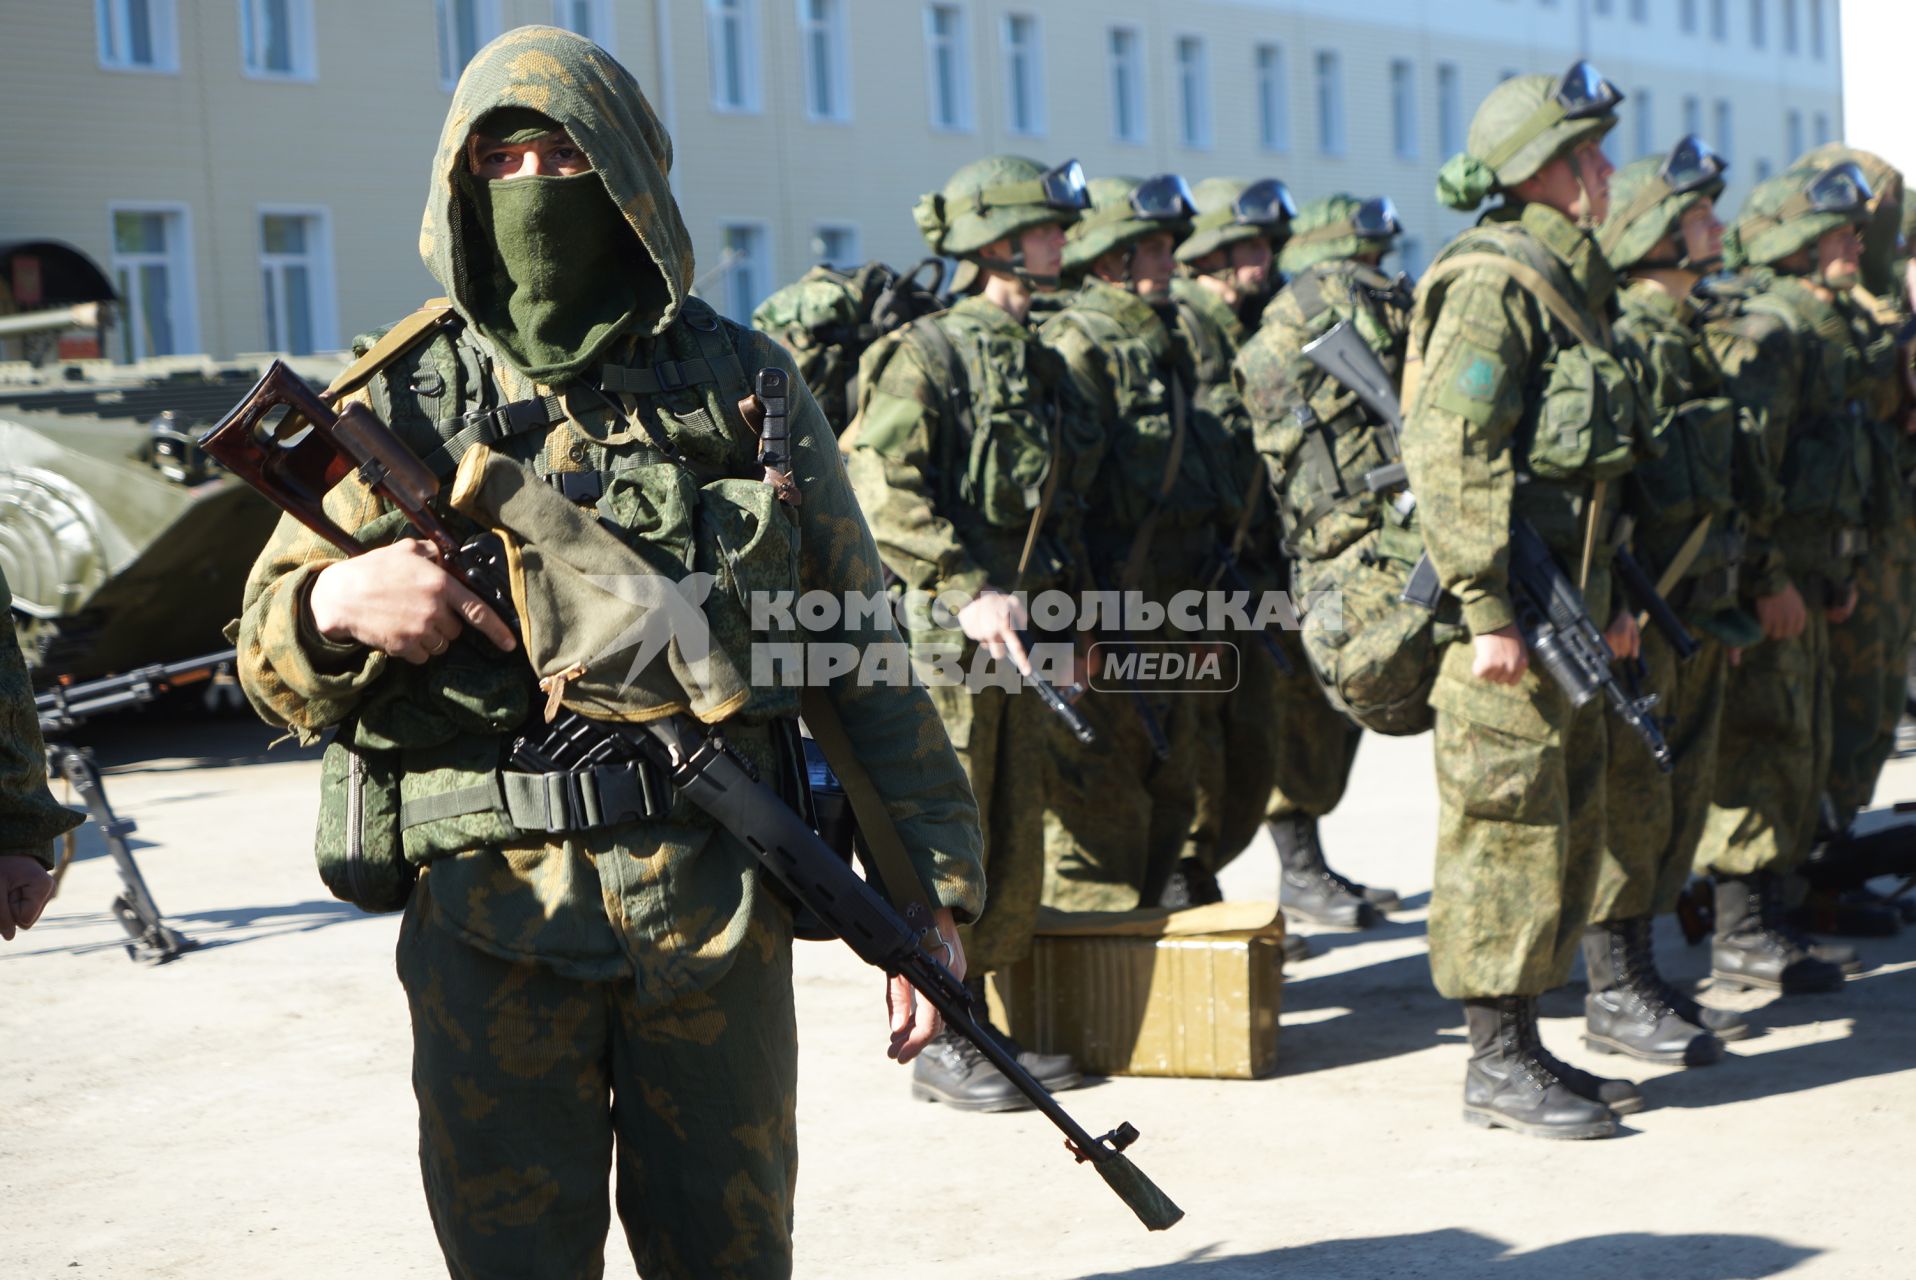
[758,59,1916,1142]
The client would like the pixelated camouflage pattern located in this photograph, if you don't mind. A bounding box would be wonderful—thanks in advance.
[1,571,84,865]
[750,264,890,432]
[399,874,798,1279]
[1263,618,1364,823]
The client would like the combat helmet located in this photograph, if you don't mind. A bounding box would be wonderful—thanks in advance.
[1723,160,1873,272]
[1798,143,1906,295]
[1175,177,1297,265]
[1599,135,1729,271]
[1278,195,1403,276]
[913,155,1089,288]
[1438,60,1623,211]
[1063,174,1198,279]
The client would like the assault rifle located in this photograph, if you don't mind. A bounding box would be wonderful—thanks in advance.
[1014,627,1096,745]
[1209,542,1294,676]
[199,362,1182,1232]
[35,651,234,963]
[1301,320,1673,770]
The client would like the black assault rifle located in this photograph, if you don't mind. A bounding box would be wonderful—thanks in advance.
[1301,320,1674,771]
[35,651,234,962]
[198,361,1182,1232]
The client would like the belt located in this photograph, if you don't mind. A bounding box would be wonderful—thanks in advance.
[398,758,675,835]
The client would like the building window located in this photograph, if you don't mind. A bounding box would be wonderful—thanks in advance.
[707,0,761,113]
[1782,0,1799,52]
[1808,0,1824,58]
[259,210,334,356]
[813,224,860,268]
[1002,13,1044,137]
[239,0,315,78]
[97,0,178,72]
[1315,50,1346,157]
[1786,108,1803,159]
[1108,26,1145,144]
[551,0,613,52]
[1749,0,1766,48]
[1256,44,1290,153]
[436,0,500,91]
[110,207,195,361]
[720,224,770,323]
[1593,0,1612,12]
[799,0,850,122]
[925,4,973,132]
[1630,0,1648,20]
[1499,68,1521,83]
[1683,94,1702,137]
[1390,59,1417,161]
[1812,111,1830,146]
[1680,0,1697,33]
[1713,100,1734,163]
[1710,0,1728,40]
[1177,37,1212,149]
[1437,62,1463,157]
[1755,157,1774,181]
[1633,88,1654,157]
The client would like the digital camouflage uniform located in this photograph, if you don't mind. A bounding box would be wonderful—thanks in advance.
[2,570,84,867]
[234,29,984,1279]
[1036,177,1220,910]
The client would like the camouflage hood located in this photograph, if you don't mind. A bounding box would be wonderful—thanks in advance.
[419,26,694,356]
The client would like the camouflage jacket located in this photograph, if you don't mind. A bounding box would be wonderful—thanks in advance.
[844,295,1100,612]
[1234,258,1412,566]
[1169,277,1274,580]
[1840,287,1916,562]
[1039,278,1224,595]
[2,572,83,866]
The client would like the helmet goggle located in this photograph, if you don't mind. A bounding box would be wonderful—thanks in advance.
[1351,196,1403,239]
[1233,178,1298,227]
[1660,134,1728,196]
[969,158,1091,215]
[1802,161,1873,218]
[1131,173,1198,222]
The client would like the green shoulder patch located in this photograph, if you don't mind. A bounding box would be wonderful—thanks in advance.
[1456,355,1499,402]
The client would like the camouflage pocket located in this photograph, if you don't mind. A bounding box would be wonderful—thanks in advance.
[1629,396,1737,527]
[695,476,804,720]
[1525,343,1639,483]
[314,725,413,913]
[398,733,519,864]
[1298,549,1437,737]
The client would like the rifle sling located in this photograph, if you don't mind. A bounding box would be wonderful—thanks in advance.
[323,298,460,404]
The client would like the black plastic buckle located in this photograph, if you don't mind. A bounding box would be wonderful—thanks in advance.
[653,361,688,393]
[547,471,606,503]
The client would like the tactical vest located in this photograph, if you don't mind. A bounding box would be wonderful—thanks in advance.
[1170,279,1267,563]
[752,259,945,432]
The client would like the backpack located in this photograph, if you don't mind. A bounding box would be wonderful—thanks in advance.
[751,259,947,431]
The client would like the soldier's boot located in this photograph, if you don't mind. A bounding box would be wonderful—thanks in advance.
[1710,874,1846,994]
[967,977,1082,1091]
[1158,857,1224,909]
[1461,997,1618,1140]
[1581,919,1724,1066]
[910,1032,1034,1112]
[1644,913,1752,1041]
[1271,816,1384,929]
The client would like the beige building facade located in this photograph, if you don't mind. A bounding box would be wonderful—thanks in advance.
[0,0,1846,359]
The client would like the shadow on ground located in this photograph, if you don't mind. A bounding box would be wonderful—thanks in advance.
[0,898,372,963]
[1078,1227,1819,1279]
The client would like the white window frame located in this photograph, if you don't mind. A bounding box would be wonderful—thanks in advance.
[1630,0,1648,21]
[1390,58,1417,161]
[1176,35,1212,151]
[707,0,763,114]
[1786,108,1803,160]
[550,0,615,54]
[812,223,861,268]
[1256,43,1290,154]
[1812,110,1830,146]
[238,0,317,82]
[97,0,180,74]
[107,202,198,361]
[435,0,501,92]
[1710,0,1729,41]
[1713,99,1734,163]
[257,204,339,356]
[718,221,773,324]
[1749,0,1767,49]
[1782,0,1799,52]
[1682,94,1703,137]
[924,3,975,133]
[797,0,852,124]
[1108,24,1146,145]
[1680,0,1698,33]
[1633,88,1654,158]
[1808,0,1824,58]
[1315,49,1346,158]
[1436,62,1462,157]
[1001,12,1046,138]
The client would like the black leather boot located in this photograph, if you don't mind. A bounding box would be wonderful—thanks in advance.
[1582,919,1723,1066]
[910,1032,1034,1112]
[967,977,1081,1091]
[1271,816,1386,928]
[1157,857,1224,908]
[1461,997,1618,1140]
[1711,874,1846,994]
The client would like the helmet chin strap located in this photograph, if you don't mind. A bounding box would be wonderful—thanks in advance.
[974,246,1061,291]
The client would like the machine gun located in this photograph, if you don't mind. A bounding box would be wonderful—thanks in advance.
[35,650,234,962]
[199,361,1182,1232]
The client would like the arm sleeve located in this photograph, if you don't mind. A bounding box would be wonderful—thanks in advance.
[0,599,84,867]
[1400,270,1536,637]
[842,336,992,606]
[763,334,987,921]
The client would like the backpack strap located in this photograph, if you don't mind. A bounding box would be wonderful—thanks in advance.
[323,298,460,404]
[1415,250,1609,348]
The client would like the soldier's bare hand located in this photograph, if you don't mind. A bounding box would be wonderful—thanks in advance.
[307,540,516,663]
[958,589,1031,674]
[1826,582,1859,625]
[1756,583,1808,641]
[0,854,55,942]
[1604,609,1642,661]
[887,907,964,1064]
[1471,625,1528,685]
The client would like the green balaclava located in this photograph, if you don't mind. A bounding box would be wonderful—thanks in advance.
[1278,194,1401,276]
[1176,176,1295,266]
[1063,174,1196,282]
[1437,62,1621,215]
[1798,143,1906,297]
[913,155,1087,291]
[422,26,695,383]
[1598,136,1728,274]
[1722,161,1872,279]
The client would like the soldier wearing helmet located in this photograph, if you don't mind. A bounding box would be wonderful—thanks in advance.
[1402,61,1652,1140]
[846,156,1097,1110]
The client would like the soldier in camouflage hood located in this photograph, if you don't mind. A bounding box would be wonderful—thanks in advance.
[846,155,1095,1111]
[235,27,984,1276]
[1404,62,1651,1140]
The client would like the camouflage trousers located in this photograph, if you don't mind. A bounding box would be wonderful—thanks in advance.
[398,875,798,1280]
[1263,621,1364,825]
[1825,552,1915,828]
[1696,607,1832,877]
[1042,685,1199,911]
[1426,640,1608,999]
[924,673,1047,973]
[1591,632,1727,923]
[1186,644,1280,874]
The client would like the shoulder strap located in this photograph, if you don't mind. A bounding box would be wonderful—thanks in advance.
[1417,251,1608,348]
[323,298,459,404]
[903,313,980,446]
